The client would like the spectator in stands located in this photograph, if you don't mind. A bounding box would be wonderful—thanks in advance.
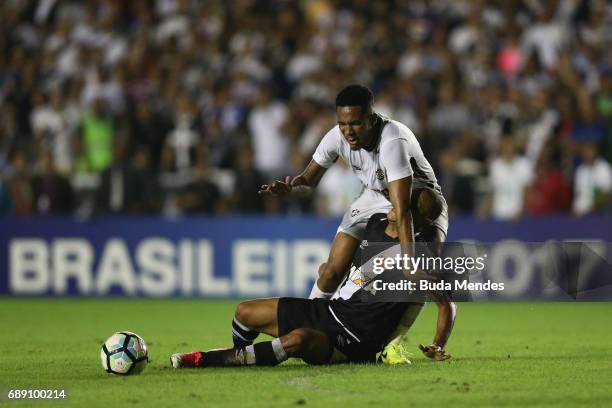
[75,97,114,174]
[438,134,483,215]
[164,94,203,173]
[175,145,221,214]
[232,145,265,214]
[94,142,161,214]
[125,146,162,214]
[573,142,612,216]
[0,0,610,219]
[521,2,568,71]
[32,150,74,214]
[429,83,472,139]
[487,137,533,220]
[129,102,169,172]
[5,150,34,216]
[0,178,11,215]
[248,86,289,180]
[94,141,128,215]
[30,88,73,175]
[526,147,571,215]
[204,116,238,170]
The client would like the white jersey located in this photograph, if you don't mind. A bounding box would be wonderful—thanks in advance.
[312,115,440,192]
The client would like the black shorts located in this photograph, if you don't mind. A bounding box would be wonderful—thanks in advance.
[277,297,379,363]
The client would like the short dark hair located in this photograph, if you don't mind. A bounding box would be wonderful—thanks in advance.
[335,84,374,112]
[412,188,443,221]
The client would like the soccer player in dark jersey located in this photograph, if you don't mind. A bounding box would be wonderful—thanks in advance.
[170,193,455,368]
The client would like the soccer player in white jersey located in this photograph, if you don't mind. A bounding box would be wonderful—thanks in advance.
[259,84,450,362]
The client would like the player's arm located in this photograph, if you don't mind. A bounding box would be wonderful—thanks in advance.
[387,175,415,270]
[419,291,457,361]
[381,134,417,273]
[389,178,438,291]
[290,159,328,195]
[257,160,327,196]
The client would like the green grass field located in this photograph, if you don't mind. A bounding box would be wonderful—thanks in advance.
[0,299,611,407]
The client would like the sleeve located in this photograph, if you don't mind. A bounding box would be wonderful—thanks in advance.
[380,138,413,182]
[312,127,340,168]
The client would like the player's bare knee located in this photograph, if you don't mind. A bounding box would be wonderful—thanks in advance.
[234,301,254,326]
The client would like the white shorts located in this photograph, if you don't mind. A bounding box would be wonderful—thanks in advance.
[337,188,449,241]
[337,189,393,240]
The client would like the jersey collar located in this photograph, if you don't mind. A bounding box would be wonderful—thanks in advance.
[363,113,386,152]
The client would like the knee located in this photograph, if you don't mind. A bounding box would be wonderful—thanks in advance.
[235,301,254,325]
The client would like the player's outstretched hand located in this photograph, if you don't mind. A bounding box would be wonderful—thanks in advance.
[258,176,292,196]
[419,343,451,361]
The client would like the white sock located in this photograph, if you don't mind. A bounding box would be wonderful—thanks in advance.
[242,339,288,366]
[308,281,334,299]
[271,338,287,361]
[242,346,256,365]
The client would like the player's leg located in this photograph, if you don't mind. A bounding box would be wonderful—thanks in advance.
[379,303,424,364]
[190,297,336,367]
[171,298,280,368]
[276,328,332,365]
[311,190,392,298]
[231,298,280,347]
[172,328,332,368]
[177,327,332,367]
[310,232,360,297]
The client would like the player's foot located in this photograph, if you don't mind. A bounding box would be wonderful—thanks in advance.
[170,352,202,368]
[378,342,412,365]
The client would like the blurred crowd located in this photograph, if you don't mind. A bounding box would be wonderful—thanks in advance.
[0,0,611,220]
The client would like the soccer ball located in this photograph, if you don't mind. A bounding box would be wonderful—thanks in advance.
[100,331,149,375]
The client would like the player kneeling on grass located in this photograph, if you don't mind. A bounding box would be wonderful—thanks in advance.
[171,209,455,368]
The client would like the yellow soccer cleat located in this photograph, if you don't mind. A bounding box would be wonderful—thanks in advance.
[378,341,412,365]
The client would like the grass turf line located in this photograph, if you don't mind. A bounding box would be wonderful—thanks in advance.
[0,299,611,407]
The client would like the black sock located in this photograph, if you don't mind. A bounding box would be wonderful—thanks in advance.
[199,339,288,367]
[198,349,244,367]
[252,342,281,366]
[232,318,259,347]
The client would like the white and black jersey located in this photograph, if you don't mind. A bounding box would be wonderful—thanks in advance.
[313,114,441,192]
[328,214,423,348]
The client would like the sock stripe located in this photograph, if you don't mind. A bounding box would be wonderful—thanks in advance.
[232,328,249,342]
[232,318,251,332]
[232,319,258,340]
